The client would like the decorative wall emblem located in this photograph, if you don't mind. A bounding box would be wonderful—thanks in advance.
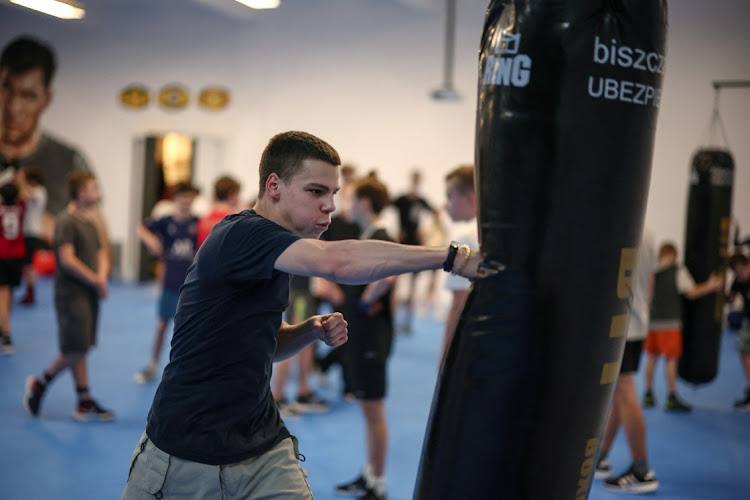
[198,86,231,111]
[158,84,190,110]
[119,84,150,110]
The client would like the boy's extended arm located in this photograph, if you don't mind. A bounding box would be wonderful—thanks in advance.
[136,223,163,257]
[685,272,724,300]
[275,238,481,285]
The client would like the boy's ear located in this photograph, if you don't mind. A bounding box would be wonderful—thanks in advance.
[265,173,282,201]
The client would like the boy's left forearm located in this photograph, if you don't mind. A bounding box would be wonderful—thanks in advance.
[274,321,316,362]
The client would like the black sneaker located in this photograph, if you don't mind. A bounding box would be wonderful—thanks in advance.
[23,376,45,417]
[1,335,13,355]
[604,466,659,493]
[335,475,368,497]
[665,394,692,412]
[359,486,386,500]
[734,389,750,411]
[294,392,330,413]
[642,390,655,408]
[594,457,612,479]
[73,399,114,422]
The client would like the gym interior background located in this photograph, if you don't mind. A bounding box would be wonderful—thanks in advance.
[0,1,749,499]
[1,0,748,281]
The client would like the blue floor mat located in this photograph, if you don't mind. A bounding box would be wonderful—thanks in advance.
[0,278,748,499]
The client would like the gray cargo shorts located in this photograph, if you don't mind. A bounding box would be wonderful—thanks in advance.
[122,432,313,499]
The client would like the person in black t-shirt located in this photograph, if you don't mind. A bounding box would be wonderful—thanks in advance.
[122,131,482,500]
[392,169,433,333]
[334,175,395,500]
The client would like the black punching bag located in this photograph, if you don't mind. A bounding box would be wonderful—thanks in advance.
[414,1,668,499]
[679,149,734,384]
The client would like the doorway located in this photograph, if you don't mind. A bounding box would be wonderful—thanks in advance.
[135,132,196,282]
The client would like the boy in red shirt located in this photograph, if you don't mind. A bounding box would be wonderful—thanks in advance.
[196,175,241,247]
[0,180,26,353]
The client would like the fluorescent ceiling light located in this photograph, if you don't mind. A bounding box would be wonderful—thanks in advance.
[234,0,280,9]
[10,0,85,19]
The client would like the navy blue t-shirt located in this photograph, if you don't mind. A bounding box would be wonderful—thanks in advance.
[146,210,300,465]
[146,215,198,292]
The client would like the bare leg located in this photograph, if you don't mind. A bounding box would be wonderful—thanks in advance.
[0,286,11,333]
[297,344,314,396]
[25,264,36,288]
[149,318,169,366]
[665,357,678,394]
[45,352,85,381]
[644,354,658,392]
[617,374,648,461]
[71,356,91,401]
[361,399,388,477]
[600,396,622,457]
[741,353,750,387]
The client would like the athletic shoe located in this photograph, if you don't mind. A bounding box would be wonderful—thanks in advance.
[275,398,302,418]
[23,376,45,417]
[294,393,330,413]
[335,475,368,497]
[1,335,13,355]
[734,389,750,411]
[665,394,692,412]
[594,457,613,479]
[603,466,659,493]
[73,399,115,422]
[134,366,157,384]
[642,390,655,408]
[359,487,386,500]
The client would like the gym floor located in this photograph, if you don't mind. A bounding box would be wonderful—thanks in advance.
[0,278,748,499]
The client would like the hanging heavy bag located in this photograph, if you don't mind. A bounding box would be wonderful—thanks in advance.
[680,149,734,384]
[414,1,667,499]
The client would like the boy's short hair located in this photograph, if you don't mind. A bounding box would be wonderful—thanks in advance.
[0,183,19,205]
[67,170,95,201]
[729,252,749,271]
[341,164,355,177]
[1,35,56,86]
[258,131,341,198]
[213,175,240,201]
[658,242,678,259]
[173,181,199,197]
[445,164,475,194]
[353,175,390,215]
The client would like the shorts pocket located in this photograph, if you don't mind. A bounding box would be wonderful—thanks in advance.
[140,441,170,497]
[127,433,149,481]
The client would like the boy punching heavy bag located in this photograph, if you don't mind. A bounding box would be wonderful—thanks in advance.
[414,1,668,499]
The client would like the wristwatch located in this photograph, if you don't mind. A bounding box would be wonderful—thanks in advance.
[443,241,459,273]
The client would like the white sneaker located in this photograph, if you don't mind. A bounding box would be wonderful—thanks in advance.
[603,466,659,493]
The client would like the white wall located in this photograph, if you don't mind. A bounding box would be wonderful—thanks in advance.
[1,0,748,280]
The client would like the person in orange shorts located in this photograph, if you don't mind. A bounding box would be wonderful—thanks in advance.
[643,242,723,411]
